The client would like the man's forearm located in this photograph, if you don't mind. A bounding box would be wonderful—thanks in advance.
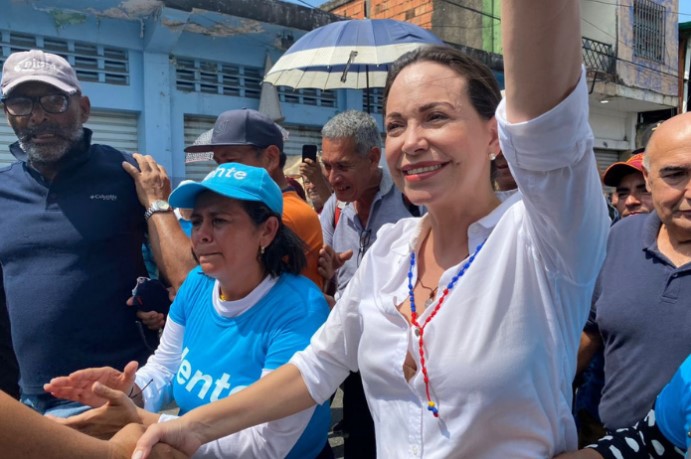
[147,213,196,290]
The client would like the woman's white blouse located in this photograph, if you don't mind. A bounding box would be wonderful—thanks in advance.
[291,69,610,459]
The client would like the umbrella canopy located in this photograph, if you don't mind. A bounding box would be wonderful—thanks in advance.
[264,19,443,90]
[258,53,284,123]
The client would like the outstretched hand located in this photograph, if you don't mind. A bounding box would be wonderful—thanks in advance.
[49,382,144,440]
[44,361,138,408]
[131,419,204,459]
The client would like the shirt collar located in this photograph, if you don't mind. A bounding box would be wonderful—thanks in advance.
[378,166,394,197]
[404,189,522,255]
[641,211,662,253]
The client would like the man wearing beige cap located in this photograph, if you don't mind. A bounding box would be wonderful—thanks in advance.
[0,50,159,415]
[602,150,653,219]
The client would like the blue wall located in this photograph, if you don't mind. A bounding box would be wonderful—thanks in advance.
[1,1,378,182]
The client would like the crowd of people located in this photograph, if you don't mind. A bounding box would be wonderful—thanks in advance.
[1,0,690,458]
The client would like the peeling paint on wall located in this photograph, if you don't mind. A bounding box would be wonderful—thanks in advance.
[87,0,163,20]
[161,17,188,31]
[185,14,265,37]
[49,10,87,28]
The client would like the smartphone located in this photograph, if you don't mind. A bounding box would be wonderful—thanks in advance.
[302,144,318,163]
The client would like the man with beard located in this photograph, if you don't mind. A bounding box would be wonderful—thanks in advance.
[0,50,160,415]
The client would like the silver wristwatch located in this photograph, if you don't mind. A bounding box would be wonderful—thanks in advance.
[144,200,172,220]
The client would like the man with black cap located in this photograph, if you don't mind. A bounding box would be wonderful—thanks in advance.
[137,109,326,292]
[0,49,159,415]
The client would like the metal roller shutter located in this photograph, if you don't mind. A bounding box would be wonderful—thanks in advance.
[183,115,217,182]
[85,110,139,153]
[0,122,15,167]
[0,109,138,167]
[594,149,620,174]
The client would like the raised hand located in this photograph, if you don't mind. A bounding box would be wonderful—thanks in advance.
[122,153,172,208]
[44,361,138,408]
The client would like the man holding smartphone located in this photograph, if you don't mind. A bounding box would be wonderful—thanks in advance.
[300,144,332,214]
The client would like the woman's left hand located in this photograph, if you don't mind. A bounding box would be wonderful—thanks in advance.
[50,382,146,439]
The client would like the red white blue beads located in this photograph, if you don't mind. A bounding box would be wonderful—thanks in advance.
[407,239,486,418]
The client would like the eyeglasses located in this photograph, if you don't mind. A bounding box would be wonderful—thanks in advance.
[357,228,372,266]
[1,94,71,116]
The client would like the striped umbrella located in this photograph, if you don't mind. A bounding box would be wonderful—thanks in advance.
[265,19,443,90]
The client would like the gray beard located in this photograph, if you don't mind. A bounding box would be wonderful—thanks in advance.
[19,124,84,166]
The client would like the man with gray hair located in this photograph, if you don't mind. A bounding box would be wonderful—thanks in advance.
[319,110,420,458]
[320,110,420,297]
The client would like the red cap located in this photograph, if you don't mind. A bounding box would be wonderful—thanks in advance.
[602,152,645,187]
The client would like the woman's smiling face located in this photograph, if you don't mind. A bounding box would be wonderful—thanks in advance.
[384,61,499,210]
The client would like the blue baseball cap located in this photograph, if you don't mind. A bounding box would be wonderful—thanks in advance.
[169,163,283,215]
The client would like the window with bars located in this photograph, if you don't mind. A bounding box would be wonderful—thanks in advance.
[633,0,666,63]
[0,31,129,85]
[363,88,383,114]
[175,57,262,98]
[277,86,336,108]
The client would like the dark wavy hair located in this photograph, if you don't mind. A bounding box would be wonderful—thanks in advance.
[383,45,501,121]
[239,200,306,277]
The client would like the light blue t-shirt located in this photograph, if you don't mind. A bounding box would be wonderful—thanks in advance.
[169,267,331,458]
[655,353,691,451]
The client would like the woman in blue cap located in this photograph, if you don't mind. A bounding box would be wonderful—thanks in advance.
[45,163,331,459]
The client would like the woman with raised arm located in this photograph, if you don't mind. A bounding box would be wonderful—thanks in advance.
[132,1,608,457]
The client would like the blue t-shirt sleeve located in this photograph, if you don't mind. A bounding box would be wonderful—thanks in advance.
[655,353,691,450]
[263,282,329,370]
[168,267,206,326]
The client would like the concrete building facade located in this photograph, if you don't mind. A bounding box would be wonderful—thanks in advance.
[0,0,375,184]
[323,0,680,168]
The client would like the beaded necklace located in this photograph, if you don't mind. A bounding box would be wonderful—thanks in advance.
[407,239,486,417]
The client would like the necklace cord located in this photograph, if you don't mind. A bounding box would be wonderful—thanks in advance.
[407,240,486,418]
